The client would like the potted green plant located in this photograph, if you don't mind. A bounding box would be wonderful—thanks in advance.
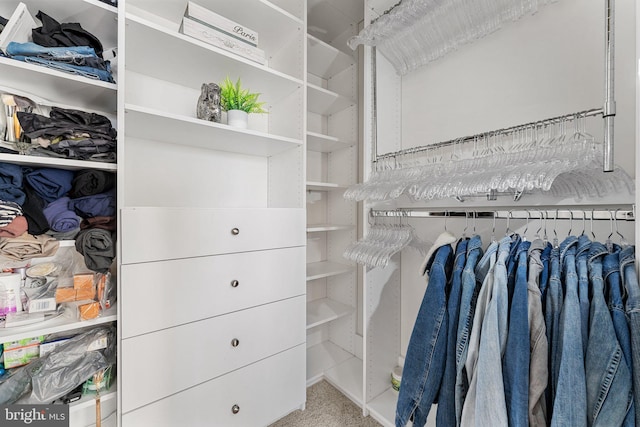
[219,76,267,129]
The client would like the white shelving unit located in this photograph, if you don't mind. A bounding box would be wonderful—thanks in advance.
[307,131,354,152]
[307,224,354,232]
[307,260,354,281]
[307,298,355,329]
[307,181,347,191]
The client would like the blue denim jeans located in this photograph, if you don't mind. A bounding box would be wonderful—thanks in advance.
[545,244,562,419]
[527,240,548,426]
[586,242,631,427]
[620,245,640,427]
[436,239,468,426]
[464,236,512,427]
[552,236,586,427]
[6,41,97,59]
[576,235,591,358]
[11,56,115,83]
[460,240,498,426]
[503,240,531,427]
[539,243,552,302]
[396,243,453,427]
[604,251,635,426]
[454,235,484,426]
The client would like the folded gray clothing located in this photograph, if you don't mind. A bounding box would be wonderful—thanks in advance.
[45,226,80,241]
[75,228,115,272]
[0,201,23,227]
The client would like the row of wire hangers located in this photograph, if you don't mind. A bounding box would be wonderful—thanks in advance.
[344,208,633,268]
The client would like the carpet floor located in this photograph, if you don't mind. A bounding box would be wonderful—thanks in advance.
[269,380,383,427]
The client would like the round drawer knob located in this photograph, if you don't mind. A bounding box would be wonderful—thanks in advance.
[231,338,240,347]
[231,228,240,235]
[231,280,239,288]
[231,404,240,414]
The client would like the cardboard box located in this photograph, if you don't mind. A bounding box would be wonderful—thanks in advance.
[3,343,40,368]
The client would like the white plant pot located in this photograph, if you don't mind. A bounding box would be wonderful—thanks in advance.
[227,110,249,129]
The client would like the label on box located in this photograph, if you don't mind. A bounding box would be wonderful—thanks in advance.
[3,343,40,368]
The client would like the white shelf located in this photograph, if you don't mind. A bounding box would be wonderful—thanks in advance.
[368,387,400,427]
[306,181,347,191]
[70,385,118,413]
[0,56,117,113]
[0,150,117,171]
[307,298,354,329]
[125,104,303,156]
[307,341,354,385]
[0,306,117,343]
[307,83,354,115]
[307,34,355,79]
[325,356,364,407]
[307,224,353,232]
[307,131,354,152]
[125,13,304,102]
[306,261,353,281]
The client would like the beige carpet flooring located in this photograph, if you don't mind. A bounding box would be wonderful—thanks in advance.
[270,380,383,427]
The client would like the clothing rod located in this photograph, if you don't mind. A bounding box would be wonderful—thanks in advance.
[375,108,603,161]
[603,0,616,172]
[370,208,635,221]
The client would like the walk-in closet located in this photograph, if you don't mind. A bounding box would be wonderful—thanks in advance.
[0,0,637,426]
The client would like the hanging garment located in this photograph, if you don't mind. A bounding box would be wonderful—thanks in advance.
[503,240,531,427]
[436,238,468,426]
[619,246,640,427]
[527,240,549,427]
[576,235,591,358]
[459,240,498,426]
[545,244,562,419]
[585,242,631,426]
[396,233,455,427]
[604,250,635,426]
[454,235,484,426]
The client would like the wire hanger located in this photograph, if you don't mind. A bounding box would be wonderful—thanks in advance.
[553,210,559,248]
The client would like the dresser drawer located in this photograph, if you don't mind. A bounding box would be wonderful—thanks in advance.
[121,295,305,413]
[122,344,305,426]
[121,246,305,338]
[121,207,305,264]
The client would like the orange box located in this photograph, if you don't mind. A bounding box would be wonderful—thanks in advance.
[55,287,77,303]
[79,301,100,321]
[75,287,96,301]
[73,273,94,291]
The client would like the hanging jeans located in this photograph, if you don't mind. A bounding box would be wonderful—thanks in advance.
[528,240,549,427]
[620,245,640,427]
[454,235,484,426]
[545,244,562,420]
[576,235,591,358]
[604,251,635,427]
[585,242,631,427]
[503,240,531,427]
[463,236,512,427]
[460,241,498,426]
[396,243,453,427]
[436,239,468,426]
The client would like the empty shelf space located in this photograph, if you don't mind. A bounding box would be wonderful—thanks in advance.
[307,340,354,385]
[324,356,364,407]
[307,261,353,281]
[125,104,303,156]
[307,83,354,115]
[307,132,354,152]
[307,224,353,232]
[307,298,354,329]
[306,181,347,191]
[307,34,355,79]
[367,388,399,427]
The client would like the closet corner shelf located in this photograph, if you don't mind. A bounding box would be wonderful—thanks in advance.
[367,387,398,427]
[0,151,117,172]
[307,298,355,329]
[125,13,304,101]
[306,132,354,152]
[306,340,354,386]
[307,34,355,79]
[306,181,347,191]
[307,224,354,233]
[69,384,118,413]
[307,83,355,115]
[306,261,354,281]
[0,56,117,113]
[0,305,117,343]
[324,356,364,407]
[125,104,303,156]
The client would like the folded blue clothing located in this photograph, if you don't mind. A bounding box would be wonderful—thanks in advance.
[70,189,115,218]
[25,168,74,203]
[0,162,23,188]
[10,55,114,83]
[6,42,97,59]
[43,196,81,232]
[0,185,25,205]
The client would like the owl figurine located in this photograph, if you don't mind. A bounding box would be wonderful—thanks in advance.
[197,83,222,123]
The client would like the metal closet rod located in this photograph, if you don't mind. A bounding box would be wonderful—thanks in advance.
[370,207,635,221]
[375,108,603,161]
